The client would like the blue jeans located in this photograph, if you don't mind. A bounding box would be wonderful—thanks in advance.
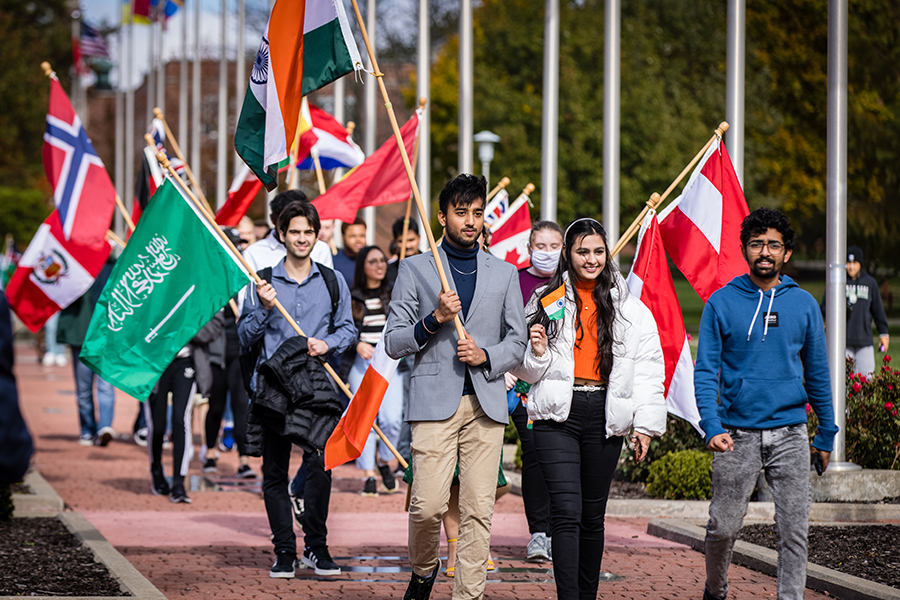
[705,424,811,600]
[71,345,115,437]
[349,352,403,470]
[44,312,64,357]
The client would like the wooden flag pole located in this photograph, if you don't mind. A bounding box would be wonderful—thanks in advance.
[151,146,408,470]
[609,121,729,259]
[106,230,126,248]
[486,177,510,203]
[399,97,428,262]
[152,108,214,214]
[348,0,466,341]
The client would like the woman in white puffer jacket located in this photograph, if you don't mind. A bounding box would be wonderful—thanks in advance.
[511,217,666,600]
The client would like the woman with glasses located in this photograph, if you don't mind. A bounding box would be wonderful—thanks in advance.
[349,245,403,496]
[512,217,667,600]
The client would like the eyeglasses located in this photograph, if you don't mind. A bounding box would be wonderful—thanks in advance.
[746,240,785,253]
[365,257,387,265]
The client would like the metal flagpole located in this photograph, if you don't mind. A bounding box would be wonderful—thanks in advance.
[216,0,228,209]
[70,6,82,121]
[540,0,559,223]
[234,0,246,174]
[148,12,156,125]
[178,3,188,157]
[115,28,125,237]
[191,0,202,188]
[602,0,620,258]
[125,9,136,217]
[156,15,165,116]
[725,0,745,186]
[826,0,855,470]
[332,77,345,182]
[458,0,473,174]
[417,0,431,246]
[363,0,377,244]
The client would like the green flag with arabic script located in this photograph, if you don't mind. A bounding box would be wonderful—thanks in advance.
[81,178,251,399]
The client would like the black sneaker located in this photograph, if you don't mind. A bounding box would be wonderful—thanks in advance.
[202,457,217,473]
[236,464,258,478]
[703,589,726,600]
[361,476,378,497]
[170,484,192,504]
[269,552,296,578]
[150,464,170,496]
[301,546,341,576]
[403,560,440,600]
[378,464,399,493]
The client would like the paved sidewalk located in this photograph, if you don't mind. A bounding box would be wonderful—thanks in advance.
[14,341,832,599]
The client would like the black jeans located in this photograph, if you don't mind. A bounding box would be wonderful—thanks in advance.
[511,400,551,535]
[205,358,249,455]
[261,422,332,555]
[145,357,196,486]
[532,389,623,600]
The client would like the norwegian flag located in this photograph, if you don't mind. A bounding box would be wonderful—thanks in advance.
[488,190,532,269]
[626,211,702,434]
[484,188,510,228]
[658,139,749,302]
[42,77,116,246]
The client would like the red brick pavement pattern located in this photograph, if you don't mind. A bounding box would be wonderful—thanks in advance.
[15,343,832,599]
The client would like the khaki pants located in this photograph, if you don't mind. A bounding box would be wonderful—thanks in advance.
[409,394,505,600]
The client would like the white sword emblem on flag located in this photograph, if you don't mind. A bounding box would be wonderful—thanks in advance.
[145,285,196,343]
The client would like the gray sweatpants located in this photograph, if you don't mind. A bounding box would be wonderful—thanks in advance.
[705,424,811,600]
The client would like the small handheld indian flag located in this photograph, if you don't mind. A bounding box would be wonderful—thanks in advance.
[540,284,566,321]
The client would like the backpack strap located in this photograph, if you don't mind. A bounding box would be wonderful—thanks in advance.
[315,263,341,334]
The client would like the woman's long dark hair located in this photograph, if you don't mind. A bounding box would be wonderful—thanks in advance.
[351,245,392,323]
[527,218,620,381]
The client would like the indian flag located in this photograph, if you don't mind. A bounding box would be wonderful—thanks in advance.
[540,283,566,321]
[234,0,362,191]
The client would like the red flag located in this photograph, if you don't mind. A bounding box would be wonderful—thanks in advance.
[216,163,263,227]
[488,192,531,269]
[295,104,365,170]
[42,77,116,246]
[625,211,702,433]
[312,112,419,222]
[658,140,749,302]
[324,343,399,470]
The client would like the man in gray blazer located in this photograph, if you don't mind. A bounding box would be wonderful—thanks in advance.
[384,174,527,600]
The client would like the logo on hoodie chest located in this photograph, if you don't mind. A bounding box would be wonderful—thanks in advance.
[764,312,779,328]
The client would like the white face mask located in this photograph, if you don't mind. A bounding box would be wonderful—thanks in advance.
[530,249,560,274]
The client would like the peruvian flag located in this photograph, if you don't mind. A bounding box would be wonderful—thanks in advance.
[658,140,749,302]
[42,77,116,246]
[626,211,702,434]
[324,340,399,470]
[6,212,110,332]
[216,163,263,227]
[312,110,420,223]
[488,190,532,270]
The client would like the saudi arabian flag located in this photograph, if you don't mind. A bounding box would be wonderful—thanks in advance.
[234,0,363,191]
[540,284,566,321]
[80,178,251,400]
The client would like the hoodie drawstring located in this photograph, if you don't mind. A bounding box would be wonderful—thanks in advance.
[747,290,764,341]
[762,288,776,341]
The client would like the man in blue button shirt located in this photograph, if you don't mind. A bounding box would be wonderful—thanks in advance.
[239,200,356,579]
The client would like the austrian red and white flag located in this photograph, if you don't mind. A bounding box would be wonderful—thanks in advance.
[6,212,110,332]
[488,190,532,270]
[626,211,702,434]
[658,139,749,302]
[324,339,399,470]
[42,77,116,246]
[216,162,264,227]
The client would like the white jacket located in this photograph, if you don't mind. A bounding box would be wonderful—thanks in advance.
[511,273,667,438]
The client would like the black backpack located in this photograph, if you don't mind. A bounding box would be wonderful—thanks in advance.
[239,263,341,395]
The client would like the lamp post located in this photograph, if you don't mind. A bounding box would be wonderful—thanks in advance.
[474,130,501,188]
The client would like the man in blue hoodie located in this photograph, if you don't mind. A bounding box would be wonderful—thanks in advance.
[695,208,838,600]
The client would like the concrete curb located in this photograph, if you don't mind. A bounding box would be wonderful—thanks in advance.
[647,518,900,600]
[604,499,900,521]
[13,469,65,515]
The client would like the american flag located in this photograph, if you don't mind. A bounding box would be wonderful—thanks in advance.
[80,22,110,59]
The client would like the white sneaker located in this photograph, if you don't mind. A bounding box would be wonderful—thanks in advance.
[54,354,68,367]
[134,427,148,447]
[78,434,94,446]
[42,352,55,367]
[526,532,551,562]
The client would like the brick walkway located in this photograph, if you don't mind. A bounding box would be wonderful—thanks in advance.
[14,341,831,599]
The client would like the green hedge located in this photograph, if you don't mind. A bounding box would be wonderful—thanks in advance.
[646,449,713,500]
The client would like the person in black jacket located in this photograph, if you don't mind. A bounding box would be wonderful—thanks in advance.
[0,291,33,484]
[822,245,890,376]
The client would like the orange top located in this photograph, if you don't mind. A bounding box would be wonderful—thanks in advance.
[573,280,602,381]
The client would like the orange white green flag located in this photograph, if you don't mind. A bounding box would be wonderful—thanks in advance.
[541,284,566,321]
[234,0,362,191]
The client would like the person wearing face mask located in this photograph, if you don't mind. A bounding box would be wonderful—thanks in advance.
[505,221,563,562]
[511,217,666,600]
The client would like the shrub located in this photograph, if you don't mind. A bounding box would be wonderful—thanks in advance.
[616,414,706,483]
[646,449,713,500]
